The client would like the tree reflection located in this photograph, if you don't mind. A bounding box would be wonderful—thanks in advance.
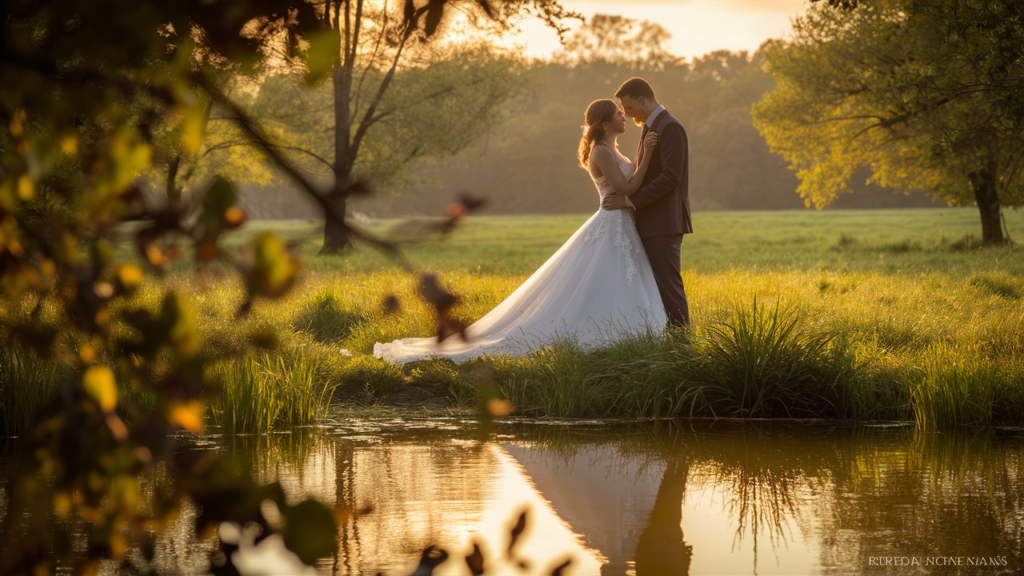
[810,428,1024,575]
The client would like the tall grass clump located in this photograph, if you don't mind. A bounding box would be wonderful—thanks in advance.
[408,358,475,406]
[589,327,691,418]
[909,344,1004,429]
[0,345,66,435]
[969,273,1023,300]
[683,299,853,418]
[335,355,404,399]
[493,337,611,417]
[491,327,682,418]
[291,289,372,344]
[209,348,334,434]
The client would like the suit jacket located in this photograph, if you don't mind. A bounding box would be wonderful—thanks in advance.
[631,109,692,239]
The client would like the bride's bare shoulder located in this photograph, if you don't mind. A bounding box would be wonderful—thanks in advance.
[589,143,615,177]
[590,143,615,162]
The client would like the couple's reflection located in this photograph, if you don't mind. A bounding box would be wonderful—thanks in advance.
[633,459,692,576]
[502,444,692,576]
[320,422,1024,576]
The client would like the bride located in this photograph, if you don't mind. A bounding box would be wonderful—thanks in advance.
[373,99,667,364]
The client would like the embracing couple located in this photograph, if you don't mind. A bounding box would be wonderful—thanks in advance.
[375,78,691,364]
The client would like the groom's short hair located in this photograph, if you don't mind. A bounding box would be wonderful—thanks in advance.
[615,78,656,101]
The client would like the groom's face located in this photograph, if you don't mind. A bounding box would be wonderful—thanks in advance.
[618,96,646,125]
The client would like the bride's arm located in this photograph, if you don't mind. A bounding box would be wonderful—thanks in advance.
[590,134,657,196]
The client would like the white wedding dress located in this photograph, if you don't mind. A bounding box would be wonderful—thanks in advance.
[373,153,667,364]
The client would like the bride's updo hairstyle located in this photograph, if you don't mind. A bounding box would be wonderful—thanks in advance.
[578,99,618,169]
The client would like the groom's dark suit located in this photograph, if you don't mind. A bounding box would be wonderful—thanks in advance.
[631,108,691,327]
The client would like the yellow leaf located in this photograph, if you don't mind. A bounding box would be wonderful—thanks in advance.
[61,135,78,155]
[82,366,117,412]
[116,264,142,291]
[178,94,208,154]
[79,344,95,363]
[53,491,72,518]
[486,398,513,416]
[17,175,33,200]
[169,400,204,434]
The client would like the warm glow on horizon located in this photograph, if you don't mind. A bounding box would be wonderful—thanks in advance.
[498,0,809,61]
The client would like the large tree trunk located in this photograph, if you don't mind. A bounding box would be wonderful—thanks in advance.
[322,3,354,254]
[322,191,351,253]
[968,156,1005,245]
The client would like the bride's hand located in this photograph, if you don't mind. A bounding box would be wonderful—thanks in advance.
[601,191,630,211]
[643,131,658,151]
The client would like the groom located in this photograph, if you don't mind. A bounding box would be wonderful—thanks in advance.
[602,78,692,327]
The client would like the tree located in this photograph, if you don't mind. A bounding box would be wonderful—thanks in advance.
[240,41,533,195]
[752,0,1024,243]
[279,0,580,252]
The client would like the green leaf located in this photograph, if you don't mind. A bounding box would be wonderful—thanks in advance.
[251,232,300,298]
[304,30,341,84]
[203,177,238,225]
[160,292,199,357]
[280,499,338,565]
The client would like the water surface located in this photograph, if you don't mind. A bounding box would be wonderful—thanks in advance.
[5,417,1023,575]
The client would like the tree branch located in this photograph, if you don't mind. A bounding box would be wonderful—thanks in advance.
[194,72,413,269]
[350,9,424,157]
[353,0,388,117]
[202,139,335,172]
[350,0,364,69]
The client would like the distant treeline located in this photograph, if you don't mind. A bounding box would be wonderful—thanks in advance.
[241,54,942,219]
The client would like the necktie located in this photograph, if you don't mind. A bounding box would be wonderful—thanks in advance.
[638,123,650,164]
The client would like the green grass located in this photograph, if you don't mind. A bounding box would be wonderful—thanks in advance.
[211,207,1024,276]
[208,347,338,434]
[24,208,1024,431]
[0,346,66,435]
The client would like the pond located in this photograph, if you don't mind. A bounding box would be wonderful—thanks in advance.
[4,415,1024,575]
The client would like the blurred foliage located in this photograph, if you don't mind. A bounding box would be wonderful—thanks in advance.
[753,0,1024,243]
[0,0,576,573]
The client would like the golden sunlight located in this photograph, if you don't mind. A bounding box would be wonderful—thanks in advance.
[499,0,808,60]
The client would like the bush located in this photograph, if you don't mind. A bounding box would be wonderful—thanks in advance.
[291,290,372,344]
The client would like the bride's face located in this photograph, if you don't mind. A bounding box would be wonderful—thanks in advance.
[604,106,627,135]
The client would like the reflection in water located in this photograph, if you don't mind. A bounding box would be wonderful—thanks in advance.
[634,459,691,576]
[502,443,665,573]
[2,419,1023,575]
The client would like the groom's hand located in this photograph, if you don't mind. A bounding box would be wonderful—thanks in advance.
[601,192,631,211]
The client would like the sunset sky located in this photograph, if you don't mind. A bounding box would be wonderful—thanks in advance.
[503,0,808,60]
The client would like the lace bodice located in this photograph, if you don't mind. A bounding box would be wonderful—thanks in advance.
[581,152,642,285]
[591,153,632,200]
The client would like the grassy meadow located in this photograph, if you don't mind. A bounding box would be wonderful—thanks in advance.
[203,208,1024,427]
[5,208,1024,433]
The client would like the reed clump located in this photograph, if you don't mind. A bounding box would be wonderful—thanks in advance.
[682,298,847,418]
[908,344,1021,430]
[208,348,336,434]
[0,345,66,435]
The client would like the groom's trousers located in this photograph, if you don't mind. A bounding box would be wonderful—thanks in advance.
[642,234,690,328]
